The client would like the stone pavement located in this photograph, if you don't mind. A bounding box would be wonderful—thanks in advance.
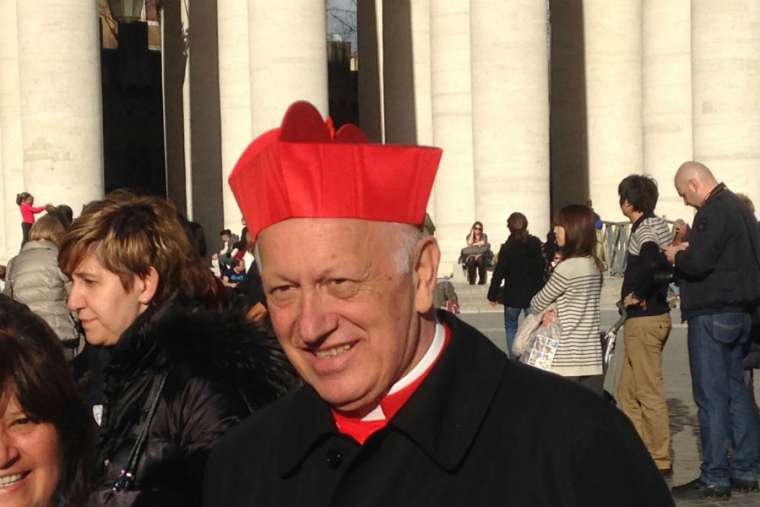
[455,276,760,506]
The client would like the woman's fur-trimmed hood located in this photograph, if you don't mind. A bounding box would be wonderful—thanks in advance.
[111,297,300,410]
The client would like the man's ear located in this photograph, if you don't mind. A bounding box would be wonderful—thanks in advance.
[413,236,441,314]
[136,267,160,306]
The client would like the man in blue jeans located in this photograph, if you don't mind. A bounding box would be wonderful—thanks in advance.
[666,161,760,500]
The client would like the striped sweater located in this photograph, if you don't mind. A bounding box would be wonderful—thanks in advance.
[530,256,603,376]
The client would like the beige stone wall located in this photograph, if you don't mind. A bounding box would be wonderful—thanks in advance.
[643,0,693,221]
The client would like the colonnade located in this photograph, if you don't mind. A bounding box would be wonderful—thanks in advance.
[588,0,760,222]
[218,0,328,232]
[3,1,760,270]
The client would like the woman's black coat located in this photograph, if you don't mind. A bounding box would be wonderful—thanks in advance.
[75,298,295,507]
[487,234,546,308]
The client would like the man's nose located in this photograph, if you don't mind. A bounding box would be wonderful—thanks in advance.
[298,290,338,345]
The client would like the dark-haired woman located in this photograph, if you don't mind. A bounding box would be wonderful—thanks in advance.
[0,295,94,507]
[16,192,50,249]
[59,192,295,507]
[487,212,545,356]
[530,205,604,395]
[462,221,492,285]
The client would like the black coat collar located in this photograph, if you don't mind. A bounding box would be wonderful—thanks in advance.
[276,310,507,475]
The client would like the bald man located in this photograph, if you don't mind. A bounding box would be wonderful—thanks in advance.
[666,161,760,501]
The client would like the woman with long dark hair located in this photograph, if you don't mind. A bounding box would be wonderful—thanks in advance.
[487,212,546,356]
[462,221,492,285]
[530,205,604,395]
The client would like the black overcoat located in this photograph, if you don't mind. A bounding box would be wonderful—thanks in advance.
[203,311,673,507]
[487,234,546,308]
[76,298,295,507]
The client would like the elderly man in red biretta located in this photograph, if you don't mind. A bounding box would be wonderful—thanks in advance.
[202,101,673,507]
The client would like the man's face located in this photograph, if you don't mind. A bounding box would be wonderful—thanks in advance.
[258,218,432,414]
[221,233,231,243]
[675,178,700,208]
[619,198,633,219]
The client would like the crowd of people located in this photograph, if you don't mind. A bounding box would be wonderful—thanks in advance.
[0,98,757,506]
[475,164,760,502]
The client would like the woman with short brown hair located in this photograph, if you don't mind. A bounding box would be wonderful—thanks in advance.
[59,192,294,507]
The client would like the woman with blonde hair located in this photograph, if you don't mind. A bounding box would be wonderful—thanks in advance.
[4,214,79,359]
[59,192,293,507]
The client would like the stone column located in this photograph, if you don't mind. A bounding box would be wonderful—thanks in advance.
[410,0,435,219]
[584,0,643,221]
[643,0,693,221]
[382,1,416,145]
[471,0,550,240]
[0,125,6,258]
[692,0,760,208]
[16,1,104,215]
[217,0,251,231]
[430,0,476,272]
[248,0,329,136]
[0,0,24,258]
[358,0,383,142]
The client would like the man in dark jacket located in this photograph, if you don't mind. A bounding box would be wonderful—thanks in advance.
[202,101,673,507]
[617,175,674,477]
[487,212,545,356]
[665,161,760,500]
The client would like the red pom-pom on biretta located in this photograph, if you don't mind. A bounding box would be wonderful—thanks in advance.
[228,101,442,241]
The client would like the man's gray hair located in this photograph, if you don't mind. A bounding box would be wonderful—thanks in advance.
[389,223,423,274]
[254,222,424,274]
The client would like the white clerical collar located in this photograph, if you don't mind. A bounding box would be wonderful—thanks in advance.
[362,320,445,421]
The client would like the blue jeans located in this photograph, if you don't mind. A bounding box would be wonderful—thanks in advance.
[504,307,528,358]
[688,312,759,486]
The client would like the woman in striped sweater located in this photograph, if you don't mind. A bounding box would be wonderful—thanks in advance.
[530,204,604,395]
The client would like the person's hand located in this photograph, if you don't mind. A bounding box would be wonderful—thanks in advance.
[664,242,688,264]
[542,309,556,327]
[245,302,268,322]
[489,300,498,307]
[623,292,641,308]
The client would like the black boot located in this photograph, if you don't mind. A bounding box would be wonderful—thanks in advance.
[477,262,487,285]
[466,259,476,285]
[672,478,731,500]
